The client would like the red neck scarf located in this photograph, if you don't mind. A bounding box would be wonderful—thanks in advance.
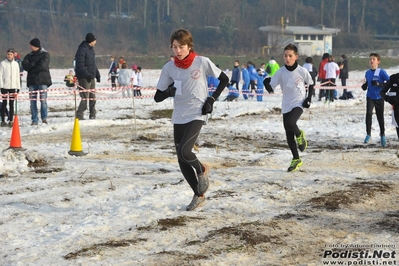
[174,51,197,69]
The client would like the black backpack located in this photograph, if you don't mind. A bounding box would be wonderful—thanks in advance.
[339,91,354,100]
[266,65,271,74]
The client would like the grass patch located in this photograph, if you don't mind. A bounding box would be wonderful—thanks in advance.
[63,238,147,260]
[34,168,64,174]
[136,216,206,232]
[27,158,47,168]
[151,109,173,119]
[49,106,75,112]
[306,181,392,211]
[376,211,399,233]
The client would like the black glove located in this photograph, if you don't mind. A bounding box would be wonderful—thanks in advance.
[385,95,397,105]
[165,84,176,97]
[202,97,215,115]
[263,77,274,94]
[86,75,94,83]
[361,82,368,91]
[371,80,382,87]
[302,97,312,108]
[154,83,176,102]
[96,77,101,83]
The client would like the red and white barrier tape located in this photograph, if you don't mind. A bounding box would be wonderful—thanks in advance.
[1,83,366,101]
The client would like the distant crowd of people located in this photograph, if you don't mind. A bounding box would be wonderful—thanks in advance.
[0,38,52,127]
[213,52,352,104]
[0,33,147,126]
[106,56,143,98]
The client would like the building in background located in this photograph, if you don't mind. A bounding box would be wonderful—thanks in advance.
[259,23,341,57]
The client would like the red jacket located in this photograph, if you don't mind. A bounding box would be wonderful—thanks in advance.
[318,58,329,80]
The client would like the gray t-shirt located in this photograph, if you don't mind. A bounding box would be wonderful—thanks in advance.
[157,56,222,124]
[270,65,313,114]
[118,69,132,86]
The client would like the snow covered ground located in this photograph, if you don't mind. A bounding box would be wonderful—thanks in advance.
[0,67,398,265]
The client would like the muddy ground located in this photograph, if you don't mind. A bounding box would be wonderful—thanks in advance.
[1,100,399,265]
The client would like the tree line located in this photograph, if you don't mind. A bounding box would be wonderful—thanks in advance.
[1,0,398,68]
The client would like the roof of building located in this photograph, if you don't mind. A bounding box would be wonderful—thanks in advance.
[258,25,341,36]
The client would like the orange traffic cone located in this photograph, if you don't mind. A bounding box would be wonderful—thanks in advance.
[68,118,87,156]
[9,115,25,151]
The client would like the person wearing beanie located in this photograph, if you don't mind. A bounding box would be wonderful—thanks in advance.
[85,33,96,44]
[22,38,52,126]
[74,32,100,120]
[0,48,21,127]
[29,38,41,48]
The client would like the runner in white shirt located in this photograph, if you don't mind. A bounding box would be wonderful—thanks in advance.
[266,44,313,172]
[323,55,340,102]
[155,28,229,211]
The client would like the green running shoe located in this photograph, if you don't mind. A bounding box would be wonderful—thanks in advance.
[296,130,307,152]
[287,158,303,172]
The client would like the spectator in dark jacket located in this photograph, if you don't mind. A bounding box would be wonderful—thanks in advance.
[107,56,117,89]
[22,38,52,126]
[303,57,317,98]
[230,60,241,90]
[247,61,257,97]
[74,33,101,120]
[339,54,349,96]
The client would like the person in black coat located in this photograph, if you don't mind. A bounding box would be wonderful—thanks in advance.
[22,38,52,125]
[380,73,399,140]
[339,54,349,96]
[74,33,101,120]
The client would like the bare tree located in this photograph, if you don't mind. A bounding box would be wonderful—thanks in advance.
[113,0,122,13]
[143,0,148,28]
[356,0,371,47]
[359,0,366,32]
[48,0,57,29]
[333,0,338,27]
[88,0,96,18]
[88,0,100,26]
[294,0,298,25]
[219,14,235,53]
[157,0,161,36]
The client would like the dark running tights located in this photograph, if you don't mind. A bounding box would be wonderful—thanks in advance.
[250,80,256,93]
[174,120,205,196]
[394,104,399,139]
[283,107,303,160]
[1,89,15,122]
[365,97,385,136]
[325,78,336,101]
